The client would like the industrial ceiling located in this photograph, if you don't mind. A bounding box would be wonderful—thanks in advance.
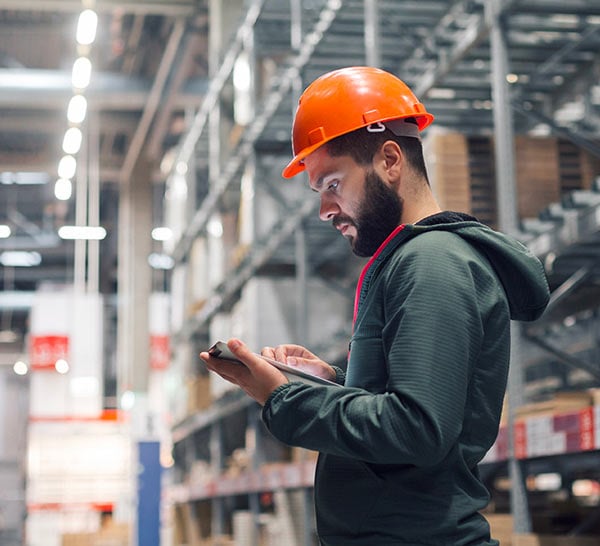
[0,0,599,360]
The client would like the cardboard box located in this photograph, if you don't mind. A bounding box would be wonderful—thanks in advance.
[513,533,600,546]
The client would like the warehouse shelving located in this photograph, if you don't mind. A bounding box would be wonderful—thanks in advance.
[165,0,600,543]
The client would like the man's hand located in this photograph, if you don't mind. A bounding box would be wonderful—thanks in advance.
[199,338,289,406]
[261,344,336,382]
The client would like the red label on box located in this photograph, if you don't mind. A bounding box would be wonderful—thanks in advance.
[514,421,528,459]
[579,407,595,451]
[29,335,69,370]
[150,334,170,369]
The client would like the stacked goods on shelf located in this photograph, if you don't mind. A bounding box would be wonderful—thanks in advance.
[486,513,513,545]
[513,535,600,546]
[186,374,213,415]
[61,520,129,546]
[424,132,599,228]
[424,130,472,216]
[467,136,497,228]
[513,390,598,459]
[515,136,561,219]
[483,389,600,463]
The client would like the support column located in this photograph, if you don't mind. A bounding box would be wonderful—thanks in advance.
[364,0,381,68]
[488,0,531,533]
[117,157,154,396]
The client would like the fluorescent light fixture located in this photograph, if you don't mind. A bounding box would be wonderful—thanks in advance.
[13,360,28,376]
[175,161,188,175]
[120,390,135,410]
[0,225,10,238]
[76,9,98,45]
[428,88,456,99]
[58,155,77,179]
[54,178,73,201]
[62,127,83,154]
[233,53,251,92]
[72,56,92,89]
[55,359,70,374]
[151,227,173,241]
[67,94,87,124]
[0,251,42,267]
[0,171,50,185]
[58,225,107,240]
[148,253,174,270]
[207,218,223,238]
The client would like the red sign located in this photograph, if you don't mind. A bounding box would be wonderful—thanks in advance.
[150,334,170,369]
[29,335,69,371]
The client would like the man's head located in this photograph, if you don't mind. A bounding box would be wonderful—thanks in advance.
[282,66,433,179]
[303,124,430,256]
[284,66,435,257]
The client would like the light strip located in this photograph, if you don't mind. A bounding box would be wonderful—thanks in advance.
[58,226,107,240]
[76,9,98,46]
[0,251,42,267]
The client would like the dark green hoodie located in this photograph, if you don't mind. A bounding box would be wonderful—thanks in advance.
[262,213,549,546]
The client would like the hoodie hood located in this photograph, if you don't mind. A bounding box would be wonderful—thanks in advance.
[409,212,550,321]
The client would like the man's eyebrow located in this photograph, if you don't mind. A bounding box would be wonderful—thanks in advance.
[311,172,339,193]
[311,176,325,193]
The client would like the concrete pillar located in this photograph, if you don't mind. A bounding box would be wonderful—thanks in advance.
[117,156,154,396]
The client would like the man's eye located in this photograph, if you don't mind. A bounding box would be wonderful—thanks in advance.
[327,181,339,191]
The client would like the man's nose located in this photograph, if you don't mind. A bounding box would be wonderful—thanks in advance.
[319,195,340,222]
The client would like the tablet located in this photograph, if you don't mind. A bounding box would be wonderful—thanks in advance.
[208,341,341,388]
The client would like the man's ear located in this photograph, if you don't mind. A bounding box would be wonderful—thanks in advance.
[376,140,403,181]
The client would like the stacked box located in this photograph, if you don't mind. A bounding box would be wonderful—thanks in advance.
[424,130,472,214]
[515,136,561,219]
[486,513,513,545]
[513,534,600,546]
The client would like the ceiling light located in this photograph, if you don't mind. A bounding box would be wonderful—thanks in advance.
[151,227,173,241]
[54,178,73,201]
[76,9,98,46]
[0,172,50,185]
[0,225,10,238]
[207,218,223,238]
[148,253,174,270]
[120,390,135,410]
[67,95,87,124]
[58,226,107,240]
[62,127,83,154]
[175,161,188,175]
[58,155,77,179]
[0,251,42,267]
[506,74,519,84]
[55,359,70,374]
[233,52,251,92]
[72,57,92,89]
[428,88,456,99]
[13,360,28,376]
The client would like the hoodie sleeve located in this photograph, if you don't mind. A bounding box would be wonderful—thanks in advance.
[262,233,503,465]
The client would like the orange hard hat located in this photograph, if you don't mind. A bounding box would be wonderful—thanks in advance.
[282,66,434,179]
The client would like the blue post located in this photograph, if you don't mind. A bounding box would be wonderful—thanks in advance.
[137,441,161,546]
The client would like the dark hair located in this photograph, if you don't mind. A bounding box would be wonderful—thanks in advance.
[325,122,429,184]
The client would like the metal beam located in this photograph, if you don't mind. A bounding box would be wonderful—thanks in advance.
[410,0,521,98]
[170,0,344,264]
[525,334,600,383]
[119,18,186,183]
[0,0,203,16]
[511,101,600,158]
[0,69,209,111]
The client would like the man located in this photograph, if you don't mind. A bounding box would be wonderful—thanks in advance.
[201,66,550,545]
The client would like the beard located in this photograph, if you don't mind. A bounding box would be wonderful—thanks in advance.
[333,169,403,257]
